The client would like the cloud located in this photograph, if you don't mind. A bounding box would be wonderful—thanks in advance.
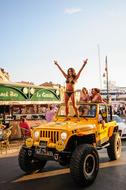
[64,8,82,15]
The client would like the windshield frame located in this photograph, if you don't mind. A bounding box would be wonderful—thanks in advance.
[57,103,97,118]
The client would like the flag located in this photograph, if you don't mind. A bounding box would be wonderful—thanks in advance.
[103,56,108,77]
[105,56,108,72]
[103,73,106,77]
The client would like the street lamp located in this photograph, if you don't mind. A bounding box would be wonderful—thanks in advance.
[105,56,109,103]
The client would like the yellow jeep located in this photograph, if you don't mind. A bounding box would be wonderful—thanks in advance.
[18,102,121,187]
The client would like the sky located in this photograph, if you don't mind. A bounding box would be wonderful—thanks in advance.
[0,0,126,90]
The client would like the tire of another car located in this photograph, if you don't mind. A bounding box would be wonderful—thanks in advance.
[70,144,99,187]
[107,132,121,161]
[18,146,47,174]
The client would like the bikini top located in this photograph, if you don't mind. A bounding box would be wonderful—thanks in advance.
[66,76,75,84]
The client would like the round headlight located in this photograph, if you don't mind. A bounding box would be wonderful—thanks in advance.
[61,132,67,141]
[34,131,39,139]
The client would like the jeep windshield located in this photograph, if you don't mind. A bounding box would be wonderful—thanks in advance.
[57,103,97,118]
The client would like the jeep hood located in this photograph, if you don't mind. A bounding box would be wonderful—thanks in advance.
[36,120,96,132]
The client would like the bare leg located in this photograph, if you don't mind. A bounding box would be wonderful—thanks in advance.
[71,93,79,119]
[64,92,70,119]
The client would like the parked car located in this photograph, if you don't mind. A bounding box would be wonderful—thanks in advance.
[110,115,126,139]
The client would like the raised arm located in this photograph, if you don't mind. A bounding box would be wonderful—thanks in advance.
[54,60,67,78]
[75,59,88,80]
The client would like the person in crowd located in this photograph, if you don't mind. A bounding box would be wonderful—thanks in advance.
[80,87,90,102]
[0,122,6,130]
[54,59,88,120]
[90,88,105,103]
[0,123,6,141]
[78,106,84,117]
[78,105,89,117]
[19,117,31,138]
[98,110,106,128]
[45,105,58,122]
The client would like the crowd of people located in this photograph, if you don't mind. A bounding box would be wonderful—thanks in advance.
[80,87,106,103]
[18,58,111,136]
[112,103,126,116]
[14,89,126,139]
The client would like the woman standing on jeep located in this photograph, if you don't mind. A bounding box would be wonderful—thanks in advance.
[54,59,88,120]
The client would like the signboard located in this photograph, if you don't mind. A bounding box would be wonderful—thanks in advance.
[0,86,25,101]
[0,84,61,103]
[31,89,60,101]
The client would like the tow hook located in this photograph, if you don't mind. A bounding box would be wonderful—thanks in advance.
[28,149,32,156]
[54,154,59,161]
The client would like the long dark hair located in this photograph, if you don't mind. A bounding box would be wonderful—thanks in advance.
[66,68,76,84]
[67,68,76,76]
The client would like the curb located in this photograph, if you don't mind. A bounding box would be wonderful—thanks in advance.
[0,140,23,158]
[0,148,20,158]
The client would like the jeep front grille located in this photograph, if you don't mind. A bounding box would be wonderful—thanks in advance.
[40,130,60,143]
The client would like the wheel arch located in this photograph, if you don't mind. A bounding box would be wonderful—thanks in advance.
[65,134,96,152]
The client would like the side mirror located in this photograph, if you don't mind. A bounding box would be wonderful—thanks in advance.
[122,119,125,122]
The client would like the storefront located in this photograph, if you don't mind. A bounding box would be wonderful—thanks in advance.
[0,82,62,139]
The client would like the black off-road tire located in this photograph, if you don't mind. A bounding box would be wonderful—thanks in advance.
[18,146,47,174]
[70,144,99,187]
[107,132,121,160]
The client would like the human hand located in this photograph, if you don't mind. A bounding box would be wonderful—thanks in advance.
[83,59,88,65]
[54,60,58,65]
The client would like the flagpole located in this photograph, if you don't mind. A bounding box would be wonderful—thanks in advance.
[105,56,109,103]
